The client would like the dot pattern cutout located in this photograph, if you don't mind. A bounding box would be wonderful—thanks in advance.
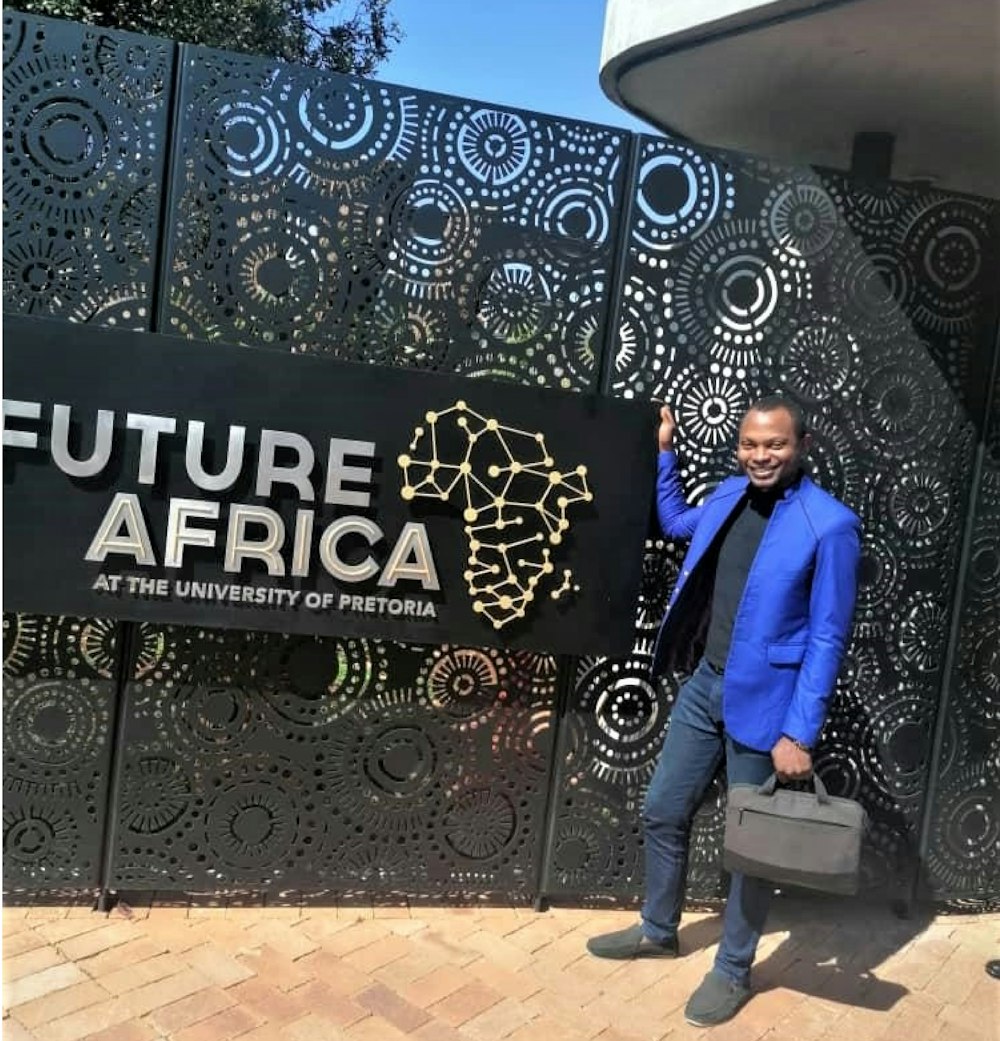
[160,43,625,389]
[2,614,119,892]
[399,400,593,629]
[101,625,556,896]
[2,13,169,329]
[922,455,1000,908]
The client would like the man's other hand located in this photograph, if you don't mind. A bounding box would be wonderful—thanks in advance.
[771,736,812,781]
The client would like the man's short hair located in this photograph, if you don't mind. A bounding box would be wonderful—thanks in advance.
[746,394,808,441]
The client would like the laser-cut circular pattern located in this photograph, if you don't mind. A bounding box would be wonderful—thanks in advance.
[259,635,389,727]
[166,289,225,342]
[831,246,914,335]
[772,317,860,404]
[166,684,258,753]
[854,357,943,459]
[686,773,728,900]
[452,349,546,386]
[130,624,179,686]
[671,218,812,369]
[803,414,868,515]
[334,838,413,883]
[456,107,546,196]
[200,91,292,181]
[860,695,936,808]
[635,543,682,645]
[505,651,559,702]
[119,753,193,834]
[926,762,1000,898]
[3,804,81,875]
[573,655,670,790]
[319,695,456,837]
[675,371,749,455]
[855,530,907,619]
[350,293,451,369]
[203,756,323,876]
[382,178,481,293]
[14,616,117,681]
[875,458,958,559]
[467,256,556,345]
[762,179,842,262]
[419,646,508,726]
[3,678,107,792]
[442,787,519,861]
[3,614,40,676]
[2,12,29,66]
[936,697,973,782]
[549,790,641,893]
[526,170,612,255]
[632,141,734,250]
[3,55,157,228]
[70,285,151,329]
[965,474,994,603]
[549,272,607,389]
[290,75,416,186]
[957,620,1000,721]
[837,180,909,236]
[490,705,553,778]
[104,182,159,265]
[891,591,949,675]
[88,32,169,102]
[611,274,674,399]
[223,204,343,346]
[837,643,892,708]
[813,741,867,802]
[899,197,993,337]
[2,233,92,317]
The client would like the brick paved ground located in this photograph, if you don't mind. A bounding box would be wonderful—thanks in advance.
[3,894,997,1041]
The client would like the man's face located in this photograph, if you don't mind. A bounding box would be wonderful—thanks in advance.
[736,407,809,490]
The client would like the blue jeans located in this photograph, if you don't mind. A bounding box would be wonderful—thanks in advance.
[641,658,775,985]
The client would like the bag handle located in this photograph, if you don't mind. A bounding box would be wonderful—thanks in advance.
[757,772,829,804]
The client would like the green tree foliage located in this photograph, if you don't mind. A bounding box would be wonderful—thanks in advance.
[10,0,400,74]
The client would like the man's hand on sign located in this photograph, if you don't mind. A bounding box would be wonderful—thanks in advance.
[657,404,676,453]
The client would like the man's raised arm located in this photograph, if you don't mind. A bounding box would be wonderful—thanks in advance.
[656,405,703,541]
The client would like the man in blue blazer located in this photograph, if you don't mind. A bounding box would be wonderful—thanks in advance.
[588,395,861,1027]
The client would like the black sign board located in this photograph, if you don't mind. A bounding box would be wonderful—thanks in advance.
[2,315,653,655]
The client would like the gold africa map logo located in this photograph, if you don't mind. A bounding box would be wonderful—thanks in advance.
[398,401,594,629]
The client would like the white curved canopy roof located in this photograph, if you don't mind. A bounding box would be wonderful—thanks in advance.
[601,0,999,199]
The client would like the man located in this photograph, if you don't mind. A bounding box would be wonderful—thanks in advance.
[587,395,861,1027]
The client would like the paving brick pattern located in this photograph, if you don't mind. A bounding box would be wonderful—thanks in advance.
[2,896,997,1040]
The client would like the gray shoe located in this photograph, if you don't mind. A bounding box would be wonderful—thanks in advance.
[684,969,752,1026]
[586,922,679,960]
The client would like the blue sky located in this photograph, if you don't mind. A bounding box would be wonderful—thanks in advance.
[374,0,654,133]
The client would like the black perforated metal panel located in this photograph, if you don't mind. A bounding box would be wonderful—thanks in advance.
[111,626,557,898]
[160,45,629,389]
[2,615,120,892]
[544,149,998,903]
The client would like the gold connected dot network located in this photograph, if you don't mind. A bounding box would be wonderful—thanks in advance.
[399,400,593,629]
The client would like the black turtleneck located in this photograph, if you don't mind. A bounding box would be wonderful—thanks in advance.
[703,485,780,671]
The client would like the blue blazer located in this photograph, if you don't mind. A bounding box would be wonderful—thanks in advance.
[651,450,861,752]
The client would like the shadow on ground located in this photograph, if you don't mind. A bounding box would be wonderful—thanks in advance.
[676,891,933,1012]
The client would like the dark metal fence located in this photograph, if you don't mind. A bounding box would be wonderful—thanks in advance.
[3,11,998,910]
